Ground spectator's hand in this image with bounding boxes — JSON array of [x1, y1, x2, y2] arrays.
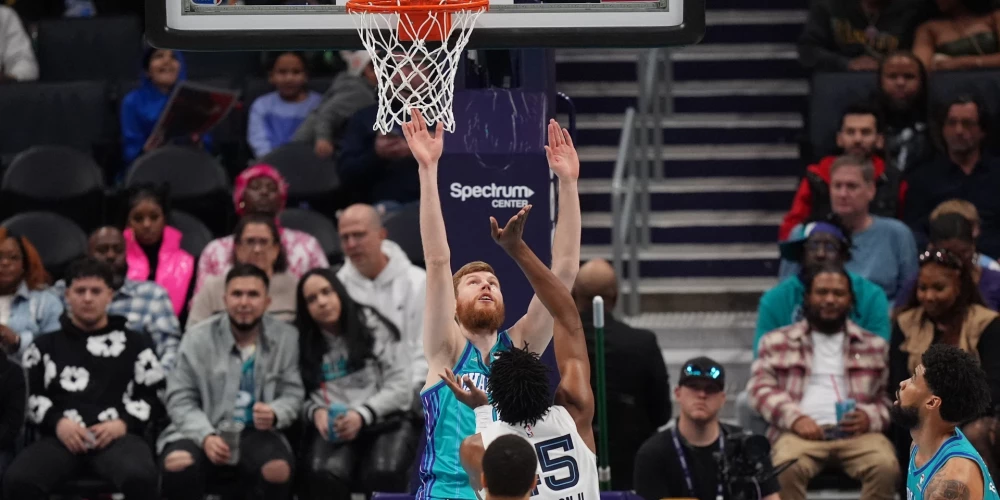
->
[[490, 205, 532, 253], [252, 403, 276, 431], [143, 132, 165, 153], [847, 55, 879, 72], [89, 419, 127, 449], [545, 119, 579, 181], [57, 418, 95, 454], [315, 139, 335, 159], [203, 435, 232, 465], [0, 325, 20, 352], [313, 408, 329, 440], [440, 367, 490, 409], [333, 410, 364, 441], [791, 415, 825, 441], [839, 410, 870, 435], [402, 109, 445, 167]]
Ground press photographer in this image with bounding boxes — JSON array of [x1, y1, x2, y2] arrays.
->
[[633, 357, 781, 500]]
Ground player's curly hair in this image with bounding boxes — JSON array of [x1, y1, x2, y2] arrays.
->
[[922, 344, 992, 424], [487, 344, 552, 428]]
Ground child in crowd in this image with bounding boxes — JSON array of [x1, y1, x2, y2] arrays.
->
[[247, 51, 322, 158]]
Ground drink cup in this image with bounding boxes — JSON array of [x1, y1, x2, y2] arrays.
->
[[835, 398, 857, 423], [327, 403, 349, 443], [217, 420, 244, 465]]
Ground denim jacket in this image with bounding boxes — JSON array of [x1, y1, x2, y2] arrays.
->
[[6, 281, 63, 359]]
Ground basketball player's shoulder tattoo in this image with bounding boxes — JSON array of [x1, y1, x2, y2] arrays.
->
[[925, 478, 972, 500]]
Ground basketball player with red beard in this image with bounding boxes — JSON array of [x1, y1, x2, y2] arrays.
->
[[402, 110, 581, 500]]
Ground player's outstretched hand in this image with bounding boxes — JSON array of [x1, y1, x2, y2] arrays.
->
[[490, 205, 531, 253], [402, 108, 444, 168], [544, 119, 579, 181], [440, 367, 489, 409]]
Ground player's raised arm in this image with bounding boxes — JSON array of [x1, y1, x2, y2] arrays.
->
[[502, 122, 579, 353], [403, 109, 462, 384], [491, 206, 596, 452], [509, 120, 581, 353]]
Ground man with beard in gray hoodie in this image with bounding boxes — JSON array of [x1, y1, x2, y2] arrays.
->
[[337, 203, 428, 392]]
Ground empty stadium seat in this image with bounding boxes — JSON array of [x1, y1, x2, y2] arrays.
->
[[261, 142, 341, 214], [125, 146, 233, 237], [808, 72, 877, 159], [182, 51, 263, 84], [1, 212, 88, 280], [383, 208, 423, 267], [170, 210, 214, 260], [0, 81, 114, 157], [279, 208, 343, 265], [36, 16, 142, 82], [0, 146, 106, 232]]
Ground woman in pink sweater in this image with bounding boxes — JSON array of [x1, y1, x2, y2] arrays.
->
[[123, 184, 195, 316]]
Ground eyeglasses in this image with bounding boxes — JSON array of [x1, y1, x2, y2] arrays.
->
[[684, 363, 723, 380], [919, 249, 963, 270], [237, 237, 275, 250]]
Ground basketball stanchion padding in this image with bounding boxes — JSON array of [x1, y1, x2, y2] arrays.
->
[[345, 0, 489, 134]]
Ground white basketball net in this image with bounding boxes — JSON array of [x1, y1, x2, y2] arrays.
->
[[348, 3, 486, 134]]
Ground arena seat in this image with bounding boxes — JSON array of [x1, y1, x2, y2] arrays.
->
[[182, 51, 263, 84], [0, 81, 113, 158], [0, 146, 106, 233], [808, 72, 877, 160], [1, 211, 88, 280], [383, 208, 423, 267], [36, 16, 142, 82], [279, 208, 343, 265], [170, 209, 214, 260], [125, 146, 234, 237], [260, 142, 341, 214]]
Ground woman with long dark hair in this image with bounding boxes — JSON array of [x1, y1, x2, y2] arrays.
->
[[889, 248, 1000, 479], [913, 0, 1000, 71], [123, 183, 195, 317], [295, 268, 417, 500], [871, 51, 932, 175]]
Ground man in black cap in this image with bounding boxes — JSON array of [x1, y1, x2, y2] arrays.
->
[[633, 357, 780, 500]]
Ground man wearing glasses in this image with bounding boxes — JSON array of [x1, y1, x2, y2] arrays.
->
[[633, 357, 781, 500]]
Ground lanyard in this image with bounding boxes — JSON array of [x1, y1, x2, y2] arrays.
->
[[670, 426, 725, 500]]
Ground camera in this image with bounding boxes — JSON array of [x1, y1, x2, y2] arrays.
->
[[714, 429, 780, 500]]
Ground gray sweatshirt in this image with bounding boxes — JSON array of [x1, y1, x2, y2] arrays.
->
[[157, 314, 304, 452], [292, 71, 377, 144], [302, 308, 413, 426]]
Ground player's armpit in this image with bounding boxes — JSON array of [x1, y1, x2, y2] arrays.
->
[[460, 434, 486, 492], [925, 458, 984, 500]]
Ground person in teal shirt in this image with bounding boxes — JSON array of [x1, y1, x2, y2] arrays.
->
[[755, 216, 890, 356]]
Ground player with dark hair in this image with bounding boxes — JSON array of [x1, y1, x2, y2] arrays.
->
[[442, 204, 598, 500], [481, 435, 539, 500], [892, 343, 999, 499]]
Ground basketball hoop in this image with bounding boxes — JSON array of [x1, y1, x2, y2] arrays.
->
[[346, 0, 489, 134]]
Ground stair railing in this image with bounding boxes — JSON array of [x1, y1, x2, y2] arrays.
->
[[611, 48, 671, 316]]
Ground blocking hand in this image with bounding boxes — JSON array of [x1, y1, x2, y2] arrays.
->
[[490, 205, 532, 252], [402, 108, 444, 167], [440, 367, 489, 409]]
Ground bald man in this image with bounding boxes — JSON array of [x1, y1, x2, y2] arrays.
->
[[337, 203, 428, 389], [49, 227, 181, 370], [573, 259, 670, 491]]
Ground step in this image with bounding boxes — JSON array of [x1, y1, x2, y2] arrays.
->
[[576, 143, 802, 180], [558, 80, 809, 114], [617, 276, 776, 311], [580, 210, 783, 245], [580, 242, 780, 278], [704, 10, 808, 44], [559, 112, 803, 146], [556, 44, 805, 82]]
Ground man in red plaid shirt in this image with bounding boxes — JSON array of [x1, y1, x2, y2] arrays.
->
[[748, 263, 898, 500]]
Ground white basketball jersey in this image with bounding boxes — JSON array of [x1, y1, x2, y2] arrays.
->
[[480, 405, 599, 500]]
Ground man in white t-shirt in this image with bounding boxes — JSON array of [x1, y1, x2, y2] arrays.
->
[[748, 262, 897, 500]]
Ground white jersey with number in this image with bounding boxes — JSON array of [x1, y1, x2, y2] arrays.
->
[[479, 405, 599, 500]]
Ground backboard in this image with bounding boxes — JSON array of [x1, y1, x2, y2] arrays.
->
[[145, 0, 704, 51]]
